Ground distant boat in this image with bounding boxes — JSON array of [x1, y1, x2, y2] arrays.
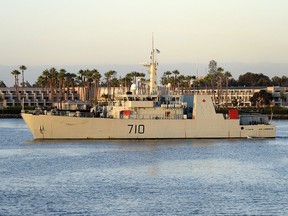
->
[[21, 40, 276, 140]]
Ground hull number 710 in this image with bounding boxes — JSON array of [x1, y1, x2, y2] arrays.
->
[[128, 124, 145, 134]]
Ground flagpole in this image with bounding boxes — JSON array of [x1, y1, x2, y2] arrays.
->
[[152, 32, 155, 63]]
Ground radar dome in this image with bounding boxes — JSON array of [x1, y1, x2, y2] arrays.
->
[[130, 83, 137, 92]]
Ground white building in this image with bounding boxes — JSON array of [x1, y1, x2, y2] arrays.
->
[[0, 87, 81, 108], [1, 86, 287, 108]]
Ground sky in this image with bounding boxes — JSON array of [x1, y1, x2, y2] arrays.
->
[[1, 0, 288, 87]]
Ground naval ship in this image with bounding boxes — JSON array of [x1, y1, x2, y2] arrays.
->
[[22, 44, 276, 140]]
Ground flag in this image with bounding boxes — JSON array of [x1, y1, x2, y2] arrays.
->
[[155, 49, 160, 53]]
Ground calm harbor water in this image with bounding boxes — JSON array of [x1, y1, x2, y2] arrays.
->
[[0, 119, 288, 216]]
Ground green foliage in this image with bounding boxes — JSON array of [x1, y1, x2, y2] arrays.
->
[[271, 106, 288, 115], [25, 81, 32, 87], [271, 76, 288, 86], [101, 94, 109, 102], [238, 72, 272, 86], [208, 60, 217, 74], [3, 106, 22, 114], [250, 90, 273, 106], [0, 80, 6, 87], [2, 106, 35, 114], [161, 70, 196, 91]]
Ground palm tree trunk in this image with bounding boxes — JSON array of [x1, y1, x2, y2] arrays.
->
[[94, 81, 97, 103], [14, 75, 19, 106], [72, 81, 75, 100], [217, 77, 221, 105], [219, 76, 223, 106], [50, 80, 54, 103], [226, 77, 228, 107], [210, 78, 215, 103], [21, 71, 24, 108], [59, 80, 62, 110]]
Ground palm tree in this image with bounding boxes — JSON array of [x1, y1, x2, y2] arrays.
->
[[206, 72, 216, 102], [19, 65, 27, 107], [197, 77, 207, 89], [34, 75, 47, 89], [161, 71, 172, 86], [11, 70, 21, 105], [172, 70, 180, 91], [110, 77, 119, 99], [70, 73, 77, 100], [65, 72, 77, 100], [57, 69, 66, 109], [83, 69, 94, 102], [48, 67, 58, 103], [164, 71, 172, 79], [91, 69, 101, 103], [185, 75, 196, 93], [126, 71, 141, 84], [207, 60, 218, 102], [104, 70, 117, 99], [121, 76, 133, 93], [216, 67, 224, 105], [64, 73, 71, 100], [78, 69, 85, 101], [178, 75, 185, 94], [224, 71, 232, 107], [42, 69, 49, 105], [34, 75, 47, 106]]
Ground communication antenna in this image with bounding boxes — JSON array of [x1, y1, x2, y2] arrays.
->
[[142, 33, 159, 95]]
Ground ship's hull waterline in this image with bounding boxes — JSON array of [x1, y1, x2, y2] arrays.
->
[[22, 113, 276, 140]]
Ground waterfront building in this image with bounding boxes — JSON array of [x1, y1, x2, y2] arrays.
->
[[0, 86, 287, 109], [0, 87, 81, 108], [182, 86, 288, 107], [183, 87, 264, 107], [267, 86, 288, 107]]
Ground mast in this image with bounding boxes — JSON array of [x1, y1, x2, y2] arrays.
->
[[142, 34, 158, 95], [149, 34, 157, 94]]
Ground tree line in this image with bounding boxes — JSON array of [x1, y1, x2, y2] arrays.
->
[[160, 60, 286, 107], [4, 61, 288, 105], [8, 66, 149, 105]]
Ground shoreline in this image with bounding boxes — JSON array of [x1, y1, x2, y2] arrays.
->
[[0, 114, 22, 118], [271, 114, 288, 120]]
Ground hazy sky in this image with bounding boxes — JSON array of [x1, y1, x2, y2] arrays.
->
[[1, 0, 288, 86]]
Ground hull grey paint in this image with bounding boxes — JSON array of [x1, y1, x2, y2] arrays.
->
[[22, 112, 276, 140]]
